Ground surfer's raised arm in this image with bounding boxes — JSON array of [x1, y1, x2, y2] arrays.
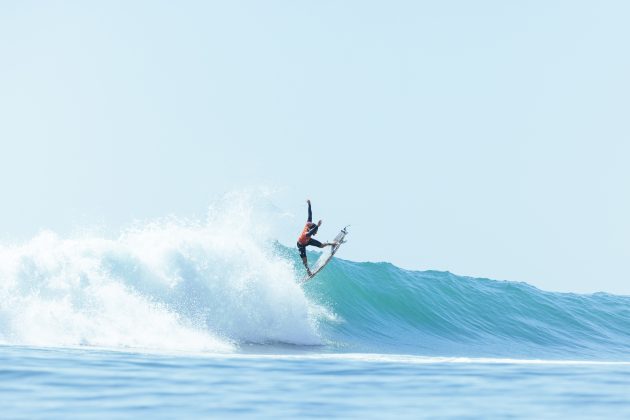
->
[[307, 199, 312, 222]]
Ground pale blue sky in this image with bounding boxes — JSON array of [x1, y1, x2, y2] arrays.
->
[[1, 1, 629, 293]]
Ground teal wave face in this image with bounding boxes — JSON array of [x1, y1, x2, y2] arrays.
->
[[295, 250, 630, 360]]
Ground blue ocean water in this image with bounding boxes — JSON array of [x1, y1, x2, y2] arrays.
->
[[2, 346, 630, 418], [1, 203, 629, 418]]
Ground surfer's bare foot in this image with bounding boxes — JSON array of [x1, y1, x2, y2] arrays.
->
[[307, 269, 313, 276]]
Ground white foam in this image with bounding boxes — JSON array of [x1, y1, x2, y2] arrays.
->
[[0, 192, 322, 352], [207, 352, 630, 365]]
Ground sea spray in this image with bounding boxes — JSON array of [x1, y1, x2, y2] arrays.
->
[[0, 194, 322, 352]]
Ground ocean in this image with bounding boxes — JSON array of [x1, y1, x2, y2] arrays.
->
[[3, 347, 630, 418], [1, 208, 629, 418]]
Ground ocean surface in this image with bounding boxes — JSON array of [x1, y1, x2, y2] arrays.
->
[[1, 206, 630, 418]]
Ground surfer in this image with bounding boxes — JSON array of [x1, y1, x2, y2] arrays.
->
[[297, 200, 335, 276]]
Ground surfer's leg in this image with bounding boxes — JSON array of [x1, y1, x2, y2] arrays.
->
[[311, 238, 335, 247], [297, 243, 311, 275], [297, 243, 308, 259], [302, 256, 311, 275], [308, 238, 324, 248]]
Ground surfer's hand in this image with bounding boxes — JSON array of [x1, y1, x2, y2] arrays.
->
[[307, 199, 311, 205], [317, 220, 322, 226]]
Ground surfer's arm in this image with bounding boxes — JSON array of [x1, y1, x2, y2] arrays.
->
[[307, 219, 322, 236], [307, 224, 319, 236], [307, 200, 312, 222]]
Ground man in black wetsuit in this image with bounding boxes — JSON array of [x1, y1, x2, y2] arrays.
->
[[297, 200, 334, 276]]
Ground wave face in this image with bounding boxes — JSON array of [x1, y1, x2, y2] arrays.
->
[[304, 257, 630, 359], [1, 193, 629, 360]]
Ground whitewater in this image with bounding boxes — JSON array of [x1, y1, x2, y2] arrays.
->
[[1, 196, 630, 418]]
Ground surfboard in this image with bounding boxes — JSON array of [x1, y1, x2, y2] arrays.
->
[[301, 226, 349, 284]]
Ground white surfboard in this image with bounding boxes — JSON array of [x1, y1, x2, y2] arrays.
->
[[301, 227, 349, 284]]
